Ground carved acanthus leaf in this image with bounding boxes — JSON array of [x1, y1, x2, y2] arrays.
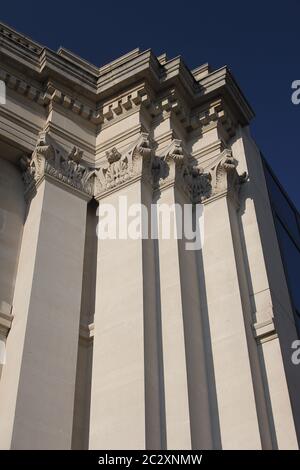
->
[[157, 139, 212, 202], [208, 149, 247, 198], [20, 131, 94, 199], [182, 165, 212, 202], [158, 139, 185, 185], [94, 133, 154, 198]]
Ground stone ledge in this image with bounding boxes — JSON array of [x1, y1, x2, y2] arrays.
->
[[253, 318, 277, 344], [79, 322, 94, 341], [0, 301, 13, 337]]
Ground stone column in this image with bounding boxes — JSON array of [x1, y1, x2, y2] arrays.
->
[[155, 141, 192, 449], [201, 150, 262, 449], [89, 134, 164, 449], [0, 159, 25, 381], [155, 141, 216, 449], [0, 302, 13, 381], [0, 132, 93, 449], [231, 129, 299, 448]]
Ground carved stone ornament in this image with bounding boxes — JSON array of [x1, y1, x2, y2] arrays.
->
[[20, 131, 94, 200], [21, 133, 246, 204], [182, 164, 212, 202], [208, 148, 247, 199], [155, 139, 185, 190], [157, 139, 212, 202], [94, 132, 154, 198]]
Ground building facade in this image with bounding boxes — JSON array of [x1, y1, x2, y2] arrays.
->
[[0, 23, 299, 450]]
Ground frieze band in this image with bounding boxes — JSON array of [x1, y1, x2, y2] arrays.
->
[[20, 131, 246, 203]]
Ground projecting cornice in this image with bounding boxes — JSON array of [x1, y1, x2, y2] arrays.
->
[[0, 22, 254, 128]]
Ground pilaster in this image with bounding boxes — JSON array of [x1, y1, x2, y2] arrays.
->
[[231, 128, 299, 448], [89, 134, 165, 449], [0, 131, 92, 449], [201, 150, 262, 449], [154, 139, 213, 449]]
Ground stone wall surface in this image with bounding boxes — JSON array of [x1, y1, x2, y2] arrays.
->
[[0, 22, 299, 449]]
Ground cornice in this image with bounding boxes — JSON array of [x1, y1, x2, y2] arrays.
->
[[197, 67, 254, 125], [192, 63, 210, 81], [0, 22, 254, 129], [40, 48, 97, 91], [0, 23, 41, 71]]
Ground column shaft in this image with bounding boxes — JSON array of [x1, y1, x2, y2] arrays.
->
[[0, 179, 88, 449], [156, 184, 191, 449], [90, 179, 163, 449], [202, 193, 262, 449]]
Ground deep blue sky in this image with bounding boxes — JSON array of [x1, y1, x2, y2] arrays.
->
[[1, 1, 299, 208]]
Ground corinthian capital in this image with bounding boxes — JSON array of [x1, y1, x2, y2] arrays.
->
[[20, 131, 94, 201], [181, 165, 212, 203], [94, 132, 154, 199], [157, 139, 212, 202], [204, 149, 247, 202], [157, 139, 185, 189]]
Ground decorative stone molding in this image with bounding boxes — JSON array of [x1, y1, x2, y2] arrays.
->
[[0, 301, 13, 339], [0, 24, 42, 53], [160, 139, 185, 184], [0, 67, 233, 137], [0, 21, 254, 146], [49, 82, 150, 126], [190, 99, 237, 138], [0, 71, 245, 136], [0, 69, 50, 107], [190, 100, 221, 129], [16, 133, 247, 205], [157, 139, 212, 202], [93, 133, 154, 199], [182, 164, 212, 202], [203, 149, 247, 204], [79, 322, 94, 342], [0, 67, 151, 126], [253, 317, 277, 344], [155, 143, 247, 204], [149, 88, 189, 125], [20, 131, 94, 200]]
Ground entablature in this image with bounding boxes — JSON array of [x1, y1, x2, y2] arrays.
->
[[0, 21, 254, 136]]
